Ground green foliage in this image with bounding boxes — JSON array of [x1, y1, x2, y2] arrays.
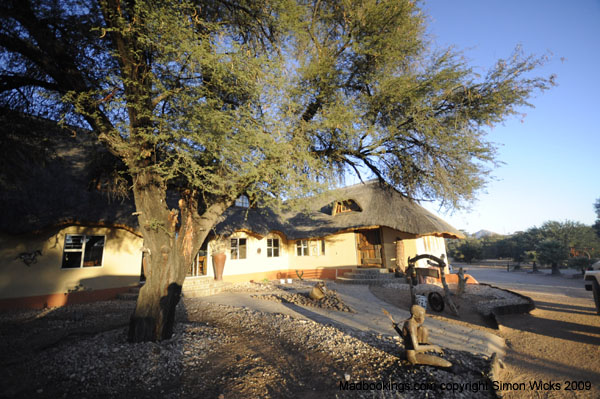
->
[[448, 238, 482, 263], [0, 0, 555, 212], [567, 256, 593, 274], [538, 220, 599, 259], [450, 220, 600, 269], [536, 238, 568, 269]]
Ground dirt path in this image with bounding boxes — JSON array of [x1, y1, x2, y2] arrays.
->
[[494, 289, 600, 399]]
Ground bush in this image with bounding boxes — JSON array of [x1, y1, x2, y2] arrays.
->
[[567, 256, 594, 273]]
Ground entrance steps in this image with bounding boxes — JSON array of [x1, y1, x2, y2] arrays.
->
[[117, 284, 142, 301], [182, 276, 230, 298], [335, 268, 398, 285], [116, 277, 229, 301]]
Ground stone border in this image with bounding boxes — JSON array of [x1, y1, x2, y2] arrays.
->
[[477, 283, 535, 329]]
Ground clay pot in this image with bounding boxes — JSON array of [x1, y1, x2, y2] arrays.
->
[[309, 284, 325, 300], [212, 252, 226, 281]]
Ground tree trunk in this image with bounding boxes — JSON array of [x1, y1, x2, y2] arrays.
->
[[127, 173, 227, 342], [551, 262, 561, 275]]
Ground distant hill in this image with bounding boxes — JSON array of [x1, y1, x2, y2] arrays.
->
[[473, 229, 501, 239]]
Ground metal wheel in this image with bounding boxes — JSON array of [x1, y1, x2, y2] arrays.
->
[[428, 292, 445, 312]]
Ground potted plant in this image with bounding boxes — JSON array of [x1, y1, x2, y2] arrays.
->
[[211, 235, 228, 281]]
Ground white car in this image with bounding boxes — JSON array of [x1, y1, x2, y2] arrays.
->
[[584, 261, 600, 315]]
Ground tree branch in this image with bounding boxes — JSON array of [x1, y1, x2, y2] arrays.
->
[[0, 74, 60, 93]]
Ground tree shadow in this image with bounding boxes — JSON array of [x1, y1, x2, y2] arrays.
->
[[506, 348, 600, 384], [499, 312, 600, 346], [535, 300, 598, 316]]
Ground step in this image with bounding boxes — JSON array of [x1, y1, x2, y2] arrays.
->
[[128, 286, 141, 294], [352, 268, 390, 274], [117, 279, 227, 300], [183, 282, 217, 289], [343, 272, 395, 279], [183, 281, 230, 298], [335, 276, 397, 286], [117, 292, 139, 301]]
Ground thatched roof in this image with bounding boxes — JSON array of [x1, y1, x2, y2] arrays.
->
[[0, 111, 138, 235], [1, 112, 462, 240], [215, 181, 465, 239]]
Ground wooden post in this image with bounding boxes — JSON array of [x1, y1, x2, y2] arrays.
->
[[438, 261, 460, 317]]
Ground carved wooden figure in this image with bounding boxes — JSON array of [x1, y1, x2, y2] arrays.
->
[[394, 305, 452, 368]]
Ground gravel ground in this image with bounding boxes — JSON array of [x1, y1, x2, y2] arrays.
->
[[0, 294, 497, 398], [245, 281, 355, 312]]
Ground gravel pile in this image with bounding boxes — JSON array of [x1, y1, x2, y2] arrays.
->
[[226, 280, 354, 312], [251, 289, 354, 313], [1, 298, 496, 398]]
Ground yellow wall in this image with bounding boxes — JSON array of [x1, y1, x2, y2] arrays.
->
[[380, 227, 418, 270], [287, 232, 359, 270], [205, 231, 360, 278], [204, 228, 450, 280], [380, 227, 449, 273], [0, 226, 142, 300], [207, 231, 290, 278]]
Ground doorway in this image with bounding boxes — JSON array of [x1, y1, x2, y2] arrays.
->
[[356, 229, 383, 268]]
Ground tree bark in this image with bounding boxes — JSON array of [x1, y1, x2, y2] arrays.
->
[[127, 172, 227, 342]]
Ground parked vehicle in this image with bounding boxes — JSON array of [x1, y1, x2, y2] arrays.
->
[[584, 261, 600, 315]]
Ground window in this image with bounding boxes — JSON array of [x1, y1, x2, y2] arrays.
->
[[267, 238, 279, 257], [188, 251, 207, 277], [310, 239, 326, 256], [231, 238, 247, 259], [332, 199, 361, 215], [296, 240, 308, 256], [62, 234, 105, 268], [235, 195, 249, 208]]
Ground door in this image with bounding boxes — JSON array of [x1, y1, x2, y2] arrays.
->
[[356, 229, 383, 267]]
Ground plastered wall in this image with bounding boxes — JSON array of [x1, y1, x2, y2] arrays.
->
[[381, 227, 418, 270], [205, 231, 360, 278], [203, 227, 450, 280], [287, 232, 359, 270], [380, 227, 449, 272], [206, 232, 291, 278], [0, 226, 143, 300]]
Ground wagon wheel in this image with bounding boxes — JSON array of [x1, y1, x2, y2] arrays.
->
[[428, 292, 445, 312]]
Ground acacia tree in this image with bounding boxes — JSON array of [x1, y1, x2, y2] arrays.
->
[[594, 198, 600, 238], [536, 239, 568, 275], [0, 0, 554, 341]]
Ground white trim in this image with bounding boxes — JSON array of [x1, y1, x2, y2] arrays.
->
[[296, 239, 309, 256], [61, 234, 106, 269]]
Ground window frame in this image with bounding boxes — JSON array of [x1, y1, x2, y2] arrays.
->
[[61, 234, 106, 269], [230, 238, 247, 260], [235, 195, 250, 208], [267, 238, 280, 258], [296, 239, 309, 256]]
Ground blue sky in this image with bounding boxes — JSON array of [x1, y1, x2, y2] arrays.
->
[[416, 0, 600, 235]]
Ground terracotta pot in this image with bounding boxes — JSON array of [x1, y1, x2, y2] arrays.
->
[[309, 284, 325, 300], [212, 252, 226, 281]]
